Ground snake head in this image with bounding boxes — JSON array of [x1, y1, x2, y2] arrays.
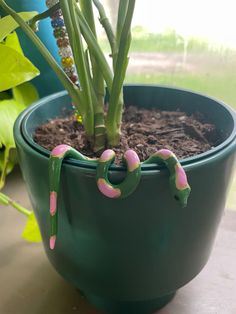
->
[[173, 186, 191, 208], [171, 162, 191, 207]]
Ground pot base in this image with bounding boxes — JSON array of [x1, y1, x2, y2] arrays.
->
[[84, 291, 176, 314]]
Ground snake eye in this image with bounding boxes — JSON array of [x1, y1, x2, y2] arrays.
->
[[174, 195, 180, 201]]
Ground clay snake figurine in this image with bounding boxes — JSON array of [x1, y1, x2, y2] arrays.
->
[[49, 145, 191, 250], [96, 149, 141, 199], [143, 149, 191, 208]]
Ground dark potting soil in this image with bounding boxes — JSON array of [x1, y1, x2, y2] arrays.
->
[[34, 106, 222, 164]]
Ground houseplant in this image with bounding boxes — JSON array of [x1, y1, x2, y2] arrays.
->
[[1, 1, 236, 314], [0, 15, 41, 242], [0, 0, 63, 96]]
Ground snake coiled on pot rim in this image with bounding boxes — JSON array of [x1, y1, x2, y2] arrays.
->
[[48, 145, 191, 250]]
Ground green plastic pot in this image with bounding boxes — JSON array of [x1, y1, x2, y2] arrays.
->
[[14, 85, 236, 314]]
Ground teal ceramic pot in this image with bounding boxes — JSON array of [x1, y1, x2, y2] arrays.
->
[[14, 86, 236, 314], [0, 0, 63, 97]]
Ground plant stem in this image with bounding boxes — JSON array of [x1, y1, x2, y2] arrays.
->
[[29, 2, 60, 31], [106, 0, 136, 146], [113, 0, 128, 69], [80, 0, 106, 152], [92, 0, 116, 55], [0, 0, 81, 106], [0, 192, 31, 217], [116, 0, 129, 44], [74, 4, 113, 93], [61, 0, 94, 140]]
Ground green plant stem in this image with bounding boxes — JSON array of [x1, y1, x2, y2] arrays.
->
[[83, 51, 106, 152], [74, 4, 113, 93], [80, 0, 106, 152], [80, 0, 96, 33], [61, 0, 94, 140], [0, 0, 81, 106], [116, 0, 129, 44], [92, 0, 116, 55], [106, 0, 135, 146], [92, 0, 117, 72], [113, 0, 129, 69], [0, 192, 31, 217], [29, 3, 60, 31]]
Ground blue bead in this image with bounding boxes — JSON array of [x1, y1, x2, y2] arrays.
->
[[57, 19, 65, 27], [51, 20, 57, 28], [51, 18, 64, 28]]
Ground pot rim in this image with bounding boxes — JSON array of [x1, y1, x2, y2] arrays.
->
[[16, 84, 236, 171]]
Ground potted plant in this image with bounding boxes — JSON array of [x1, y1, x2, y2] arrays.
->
[[1, 1, 236, 314]]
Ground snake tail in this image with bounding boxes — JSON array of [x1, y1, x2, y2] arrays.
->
[[49, 144, 95, 250]]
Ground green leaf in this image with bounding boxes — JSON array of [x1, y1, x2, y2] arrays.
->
[[22, 211, 42, 243], [0, 99, 23, 148], [13, 82, 39, 107], [0, 99, 24, 188], [0, 191, 41, 243], [0, 11, 38, 42], [0, 83, 38, 187], [0, 34, 40, 92], [0, 147, 16, 175], [3, 31, 24, 54]]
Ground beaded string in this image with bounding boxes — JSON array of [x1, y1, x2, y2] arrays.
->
[[46, 0, 79, 86]]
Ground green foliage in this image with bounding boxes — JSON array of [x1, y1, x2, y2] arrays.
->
[[0, 26, 39, 187], [0, 100, 23, 148], [0, 84, 38, 189], [0, 81, 40, 242], [0, 149, 16, 177], [100, 27, 210, 53], [0, 99, 23, 188], [0, 11, 37, 42], [0, 32, 40, 92], [12, 82, 39, 107], [22, 211, 42, 243], [0, 15, 40, 242], [0, 192, 42, 242]]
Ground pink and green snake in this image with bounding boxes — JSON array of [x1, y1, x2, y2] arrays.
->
[[49, 145, 191, 250]]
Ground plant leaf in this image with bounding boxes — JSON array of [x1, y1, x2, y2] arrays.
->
[[3, 31, 24, 55], [0, 148, 16, 175], [13, 82, 39, 107], [22, 211, 42, 243], [0, 37, 40, 92], [0, 11, 38, 42], [0, 83, 38, 186], [0, 191, 41, 243], [0, 99, 23, 148], [0, 99, 24, 187]]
